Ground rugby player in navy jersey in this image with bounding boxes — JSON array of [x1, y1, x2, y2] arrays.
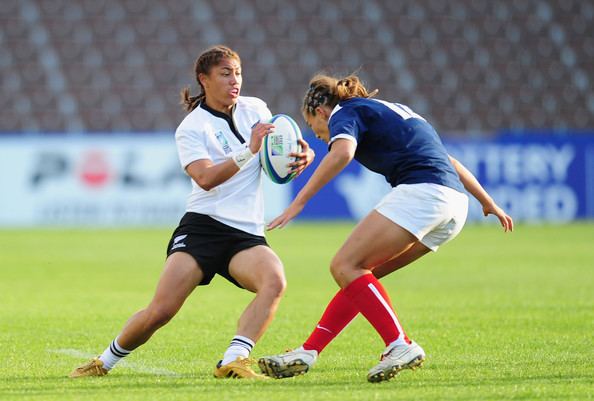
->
[[259, 73, 513, 383], [69, 46, 314, 380]]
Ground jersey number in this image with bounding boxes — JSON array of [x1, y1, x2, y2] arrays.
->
[[378, 100, 426, 121]]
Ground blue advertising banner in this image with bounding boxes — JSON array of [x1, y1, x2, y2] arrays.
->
[[292, 132, 594, 223], [1, 132, 592, 226]]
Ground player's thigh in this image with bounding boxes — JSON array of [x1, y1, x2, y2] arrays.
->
[[334, 210, 419, 270], [228, 245, 285, 293], [372, 241, 432, 279], [149, 252, 204, 311]]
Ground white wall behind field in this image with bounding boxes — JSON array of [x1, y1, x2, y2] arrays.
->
[[0, 134, 291, 227]]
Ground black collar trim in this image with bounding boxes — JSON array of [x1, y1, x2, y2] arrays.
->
[[199, 102, 245, 144]]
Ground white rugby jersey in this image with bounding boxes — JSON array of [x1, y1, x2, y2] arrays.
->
[[175, 96, 272, 236]]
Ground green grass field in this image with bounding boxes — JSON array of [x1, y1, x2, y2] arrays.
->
[[1, 223, 593, 401]]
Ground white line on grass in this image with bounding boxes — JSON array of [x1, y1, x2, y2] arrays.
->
[[49, 348, 180, 377]]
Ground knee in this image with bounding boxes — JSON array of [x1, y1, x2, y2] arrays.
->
[[144, 305, 176, 330], [260, 273, 287, 299], [330, 254, 362, 287], [269, 274, 287, 298], [329, 254, 349, 281]]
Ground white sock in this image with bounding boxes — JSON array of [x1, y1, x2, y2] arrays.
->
[[221, 335, 255, 365], [99, 337, 132, 370], [387, 335, 409, 350]]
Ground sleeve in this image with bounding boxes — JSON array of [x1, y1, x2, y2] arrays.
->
[[175, 126, 211, 170], [328, 106, 364, 148], [254, 97, 273, 122]]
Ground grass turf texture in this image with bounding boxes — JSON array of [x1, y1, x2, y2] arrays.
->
[[0, 223, 593, 401]]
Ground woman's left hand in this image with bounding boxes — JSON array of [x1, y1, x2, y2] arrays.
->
[[483, 203, 514, 232], [267, 201, 305, 230], [287, 139, 315, 176]]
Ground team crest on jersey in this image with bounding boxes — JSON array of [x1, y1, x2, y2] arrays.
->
[[214, 131, 232, 154]]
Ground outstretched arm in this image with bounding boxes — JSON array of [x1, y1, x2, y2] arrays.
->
[[449, 155, 514, 232], [267, 138, 355, 230]]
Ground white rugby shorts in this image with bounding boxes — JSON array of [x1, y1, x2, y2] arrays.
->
[[375, 183, 469, 251]]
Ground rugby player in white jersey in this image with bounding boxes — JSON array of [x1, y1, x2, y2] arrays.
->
[[70, 45, 314, 380]]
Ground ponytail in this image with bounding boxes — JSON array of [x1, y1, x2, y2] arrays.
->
[[303, 73, 378, 116], [180, 87, 203, 112], [336, 76, 378, 100]]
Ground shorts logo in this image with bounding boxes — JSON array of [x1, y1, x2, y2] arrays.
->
[[171, 234, 187, 250]]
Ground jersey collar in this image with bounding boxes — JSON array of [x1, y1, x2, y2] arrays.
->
[[199, 102, 245, 144]]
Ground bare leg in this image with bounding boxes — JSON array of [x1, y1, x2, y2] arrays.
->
[[302, 241, 432, 353], [228, 245, 286, 342], [257, 236, 431, 378], [330, 211, 419, 288], [117, 252, 203, 350], [372, 241, 431, 279], [325, 211, 430, 350]]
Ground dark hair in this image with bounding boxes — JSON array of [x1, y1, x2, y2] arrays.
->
[[302, 73, 378, 117], [180, 45, 241, 112]]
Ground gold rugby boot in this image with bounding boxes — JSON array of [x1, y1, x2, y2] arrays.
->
[[214, 357, 269, 380], [69, 358, 108, 378]]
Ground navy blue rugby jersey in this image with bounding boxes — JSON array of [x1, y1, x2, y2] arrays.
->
[[328, 97, 464, 192]]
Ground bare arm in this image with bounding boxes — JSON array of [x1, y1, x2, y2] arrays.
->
[[267, 138, 355, 229], [185, 158, 240, 191], [449, 155, 514, 232], [185, 122, 273, 191]]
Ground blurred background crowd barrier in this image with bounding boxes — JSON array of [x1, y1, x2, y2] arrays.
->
[[1, 0, 593, 226]]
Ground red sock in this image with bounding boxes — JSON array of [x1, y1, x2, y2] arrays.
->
[[302, 289, 358, 354], [343, 274, 409, 346]]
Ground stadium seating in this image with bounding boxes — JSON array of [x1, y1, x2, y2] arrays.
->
[[0, 0, 592, 133]]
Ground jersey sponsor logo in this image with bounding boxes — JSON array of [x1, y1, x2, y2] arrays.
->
[[171, 234, 187, 250], [214, 131, 233, 154]]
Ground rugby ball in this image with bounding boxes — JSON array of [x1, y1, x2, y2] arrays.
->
[[260, 114, 303, 184]]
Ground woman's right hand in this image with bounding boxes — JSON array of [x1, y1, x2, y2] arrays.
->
[[249, 122, 275, 154]]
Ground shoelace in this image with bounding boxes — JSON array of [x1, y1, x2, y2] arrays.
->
[[380, 346, 399, 361], [80, 359, 102, 373], [381, 343, 415, 361]]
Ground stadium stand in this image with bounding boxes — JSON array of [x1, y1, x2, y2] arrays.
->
[[1, 0, 593, 133]]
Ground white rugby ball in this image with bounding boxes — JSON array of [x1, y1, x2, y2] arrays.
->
[[260, 114, 303, 184]]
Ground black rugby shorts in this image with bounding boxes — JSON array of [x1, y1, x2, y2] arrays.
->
[[166, 212, 268, 287]]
